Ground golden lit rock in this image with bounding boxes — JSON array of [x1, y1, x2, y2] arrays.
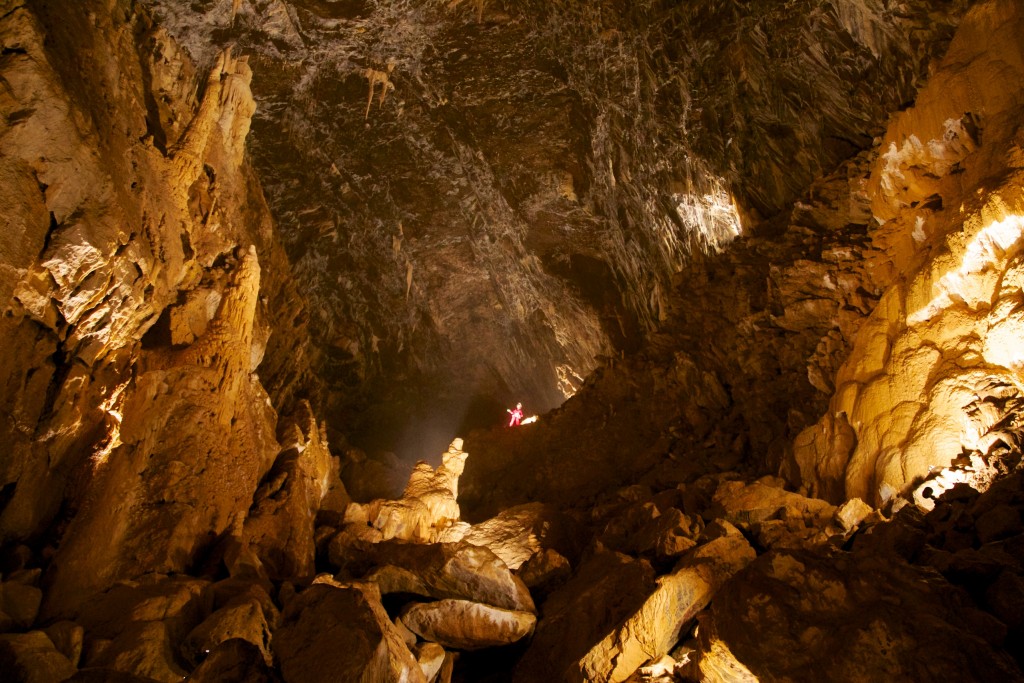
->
[[351, 540, 535, 613], [577, 526, 756, 683], [462, 502, 581, 570], [0, 631, 76, 683], [399, 599, 536, 651], [793, 0, 1024, 505], [365, 439, 468, 543]]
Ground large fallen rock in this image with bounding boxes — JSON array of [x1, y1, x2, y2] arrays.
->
[[686, 547, 1023, 681], [514, 548, 657, 682], [599, 502, 702, 561], [181, 597, 273, 668], [518, 548, 573, 595], [399, 599, 536, 650], [74, 576, 210, 643], [43, 621, 84, 668], [0, 572, 43, 632], [187, 639, 279, 683], [71, 575, 211, 681], [272, 583, 426, 683], [461, 502, 583, 570], [0, 631, 76, 683], [711, 476, 836, 526], [577, 522, 756, 682], [338, 540, 535, 613], [83, 621, 188, 683], [413, 642, 446, 682]]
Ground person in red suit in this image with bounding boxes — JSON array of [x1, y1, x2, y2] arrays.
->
[[507, 402, 523, 427]]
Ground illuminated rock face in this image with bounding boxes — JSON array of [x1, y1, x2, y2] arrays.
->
[[236, 400, 347, 582], [44, 246, 282, 615], [575, 527, 755, 683], [0, 1, 325, 621], [398, 599, 536, 651], [792, 0, 1024, 505], [459, 0, 1023, 522], [335, 540, 535, 614]]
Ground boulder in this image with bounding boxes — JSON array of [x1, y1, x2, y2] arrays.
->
[[834, 497, 875, 533], [83, 620, 189, 683], [985, 570, 1024, 634], [74, 576, 211, 682], [43, 620, 84, 667], [461, 502, 582, 570], [181, 597, 272, 667], [435, 651, 456, 683], [395, 616, 418, 649], [414, 641, 446, 680], [623, 655, 679, 683], [976, 505, 1023, 544], [348, 540, 535, 613], [577, 524, 756, 682], [623, 507, 701, 560], [518, 548, 572, 594], [74, 576, 210, 644], [598, 502, 659, 551], [514, 549, 657, 682], [206, 578, 280, 631], [686, 547, 1023, 681], [399, 599, 536, 650], [0, 578, 42, 631], [712, 477, 836, 527], [272, 583, 426, 683], [326, 522, 385, 564], [188, 638, 280, 683], [239, 401, 343, 582], [750, 516, 830, 551], [0, 631, 76, 683]]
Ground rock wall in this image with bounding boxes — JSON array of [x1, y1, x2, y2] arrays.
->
[[140, 0, 970, 455], [0, 0, 329, 616], [792, 0, 1024, 505], [462, 0, 1024, 520]]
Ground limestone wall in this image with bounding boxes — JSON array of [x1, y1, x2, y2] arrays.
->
[[793, 0, 1024, 504], [0, 0, 328, 615]]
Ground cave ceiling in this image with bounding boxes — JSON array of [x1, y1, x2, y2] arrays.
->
[[146, 0, 966, 454]]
